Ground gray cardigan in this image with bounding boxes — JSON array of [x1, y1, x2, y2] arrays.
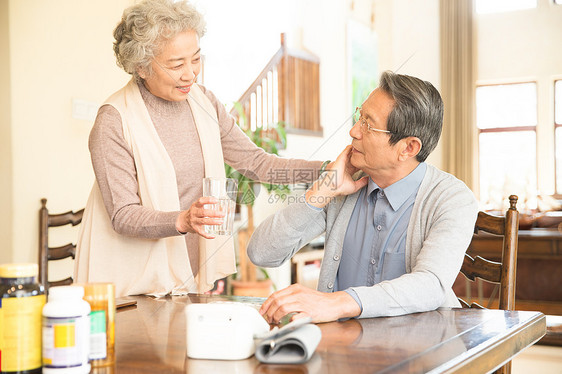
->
[[248, 164, 478, 318]]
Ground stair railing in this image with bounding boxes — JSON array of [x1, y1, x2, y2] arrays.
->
[[229, 33, 321, 137]]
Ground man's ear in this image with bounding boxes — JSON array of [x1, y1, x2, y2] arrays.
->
[[398, 137, 422, 162]]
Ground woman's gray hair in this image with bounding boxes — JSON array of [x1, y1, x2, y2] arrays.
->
[[113, 0, 206, 81], [379, 71, 444, 162]]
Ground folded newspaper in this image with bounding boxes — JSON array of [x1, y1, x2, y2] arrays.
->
[[255, 318, 321, 364]]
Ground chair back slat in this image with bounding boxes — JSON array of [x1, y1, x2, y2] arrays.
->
[[50, 277, 74, 288], [469, 302, 486, 309], [48, 209, 84, 227], [474, 211, 505, 235], [460, 253, 502, 283], [458, 298, 470, 308], [46, 244, 77, 261]]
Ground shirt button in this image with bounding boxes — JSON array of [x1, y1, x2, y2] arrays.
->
[[377, 225, 382, 231], [333, 255, 340, 261], [380, 191, 385, 197], [371, 259, 376, 265], [327, 282, 334, 289]]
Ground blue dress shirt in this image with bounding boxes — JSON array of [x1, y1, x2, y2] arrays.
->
[[335, 163, 427, 310]]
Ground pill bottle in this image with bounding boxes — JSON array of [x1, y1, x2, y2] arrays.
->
[[82, 283, 116, 367], [0, 263, 45, 374], [42, 285, 91, 374]]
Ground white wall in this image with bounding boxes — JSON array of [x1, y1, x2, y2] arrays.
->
[[193, 0, 297, 106], [476, 0, 562, 195], [347, 0, 443, 168], [285, 0, 352, 162], [1, 0, 13, 264], [196, 0, 442, 165], [387, 0, 443, 168], [284, 0, 443, 167], [193, 0, 351, 163], [6, 0, 133, 268]]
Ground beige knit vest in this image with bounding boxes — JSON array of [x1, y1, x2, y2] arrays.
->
[[74, 80, 236, 297]]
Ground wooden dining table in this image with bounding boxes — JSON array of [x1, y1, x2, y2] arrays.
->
[[98, 294, 546, 373]]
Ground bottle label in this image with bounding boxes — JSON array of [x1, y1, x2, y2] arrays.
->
[[89, 310, 107, 359], [0, 294, 45, 372], [43, 315, 90, 368]]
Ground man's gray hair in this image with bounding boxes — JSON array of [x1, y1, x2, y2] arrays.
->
[[113, 0, 206, 81], [379, 71, 443, 162]]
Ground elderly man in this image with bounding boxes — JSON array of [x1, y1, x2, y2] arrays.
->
[[248, 71, 478, 323]]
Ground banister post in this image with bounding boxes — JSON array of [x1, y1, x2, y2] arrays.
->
[[501, 195, 519, 310], [39, 198, 49, 291], [279, 33, 288, 126]]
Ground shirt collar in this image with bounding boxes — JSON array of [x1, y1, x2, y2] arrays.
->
[[368, 162, 427, 211], [367, 178, 379, 197]]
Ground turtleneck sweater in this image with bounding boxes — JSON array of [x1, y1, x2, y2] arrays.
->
[[89, 81, 321, 274]]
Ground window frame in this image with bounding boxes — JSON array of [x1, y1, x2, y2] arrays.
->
[[475, 0, 537, 14], [475, 81, 539, 204], [555, 79, 562, 197]]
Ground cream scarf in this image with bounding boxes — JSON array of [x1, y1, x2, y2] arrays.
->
[[74, 80, 236, 297]]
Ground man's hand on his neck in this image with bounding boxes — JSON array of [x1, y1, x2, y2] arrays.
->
[[305, 145, 369, 209]]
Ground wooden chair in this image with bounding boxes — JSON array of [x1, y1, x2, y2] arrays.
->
[[38, 198, 84, 293], [458, 195, 519, 374]]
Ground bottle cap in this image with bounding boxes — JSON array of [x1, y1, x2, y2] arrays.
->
[[82, 283, 116, 310], [82, 282, 115, 299], [48, 285, 85, 301], [0, 263, 38, 278]]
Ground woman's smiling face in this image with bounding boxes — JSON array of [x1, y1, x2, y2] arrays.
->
[[139, 29, 201, 102]]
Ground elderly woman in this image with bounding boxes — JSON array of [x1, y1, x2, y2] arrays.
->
[[75, 0, 323, 297]]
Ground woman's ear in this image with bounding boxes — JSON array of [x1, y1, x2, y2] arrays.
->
[[137, 66, 147, 80], [398, 137, 422, 162]]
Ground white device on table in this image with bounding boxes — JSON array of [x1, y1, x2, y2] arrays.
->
[[186, 302, 270, 360]]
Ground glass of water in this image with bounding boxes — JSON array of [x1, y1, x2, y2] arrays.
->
[[202, 177, 238, 236]]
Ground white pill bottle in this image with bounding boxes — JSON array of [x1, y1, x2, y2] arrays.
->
[[42, 286, 91, 373]]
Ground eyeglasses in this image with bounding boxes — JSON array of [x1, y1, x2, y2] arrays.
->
[[353, 107, 393, 135]]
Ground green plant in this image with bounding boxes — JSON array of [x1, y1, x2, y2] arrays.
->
[[225, 102, 290, 206], [226, 102, 289, 291]]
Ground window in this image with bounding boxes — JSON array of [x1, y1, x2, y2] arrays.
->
[[348, 20, 379, 112], [476, 83, 537, 209], [475, 0, 537, 14], [554, 81, 562, 194]]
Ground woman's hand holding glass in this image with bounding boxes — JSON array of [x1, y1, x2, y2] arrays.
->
[[175, 197, 225, 239]]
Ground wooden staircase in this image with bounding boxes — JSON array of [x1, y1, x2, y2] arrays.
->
[[227, 34, 322, 292], [229, 33, 322, 136]]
